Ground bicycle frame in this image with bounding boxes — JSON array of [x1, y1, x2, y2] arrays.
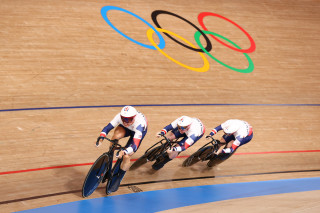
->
[[206, 137, 226, 149], [152, 135, 179, 157], [103, 138, 125, 180], [197, 137, 226, 159], [145, 135, 177, 153]]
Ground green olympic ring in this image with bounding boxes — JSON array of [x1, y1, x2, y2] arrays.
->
[[194, 30, 254, 73]]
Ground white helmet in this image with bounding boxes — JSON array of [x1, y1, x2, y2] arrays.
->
[[222, 121, 238, 134], [120, 106, 137, 123], [177, 116, 192, 130]]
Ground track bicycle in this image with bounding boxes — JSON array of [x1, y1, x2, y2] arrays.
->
[[82, 137, 125, 198], [182, 136, 233, 168], [129, 135, 179, 170]]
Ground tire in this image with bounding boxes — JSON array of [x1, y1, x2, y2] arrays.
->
[[182, 146, 214, 167], [106, 158, 122, 195], [145, 145, 165, 161], [129, 146, 163, 171], [207, 150, 236, 168], [129, 156, 148, 171], [207, 156, 223, 168], [82, 153, 109, 198]]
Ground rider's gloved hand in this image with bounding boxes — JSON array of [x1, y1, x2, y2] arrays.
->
[[156, 131, 165, 138], [116, 150, 126, 159], [206, 135, 212, 139], [96, 136, 104, 147]]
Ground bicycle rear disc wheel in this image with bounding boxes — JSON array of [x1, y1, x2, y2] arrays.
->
[[146, 145, 164, 161], [129, 156, 148, 171], [207, 151, 235, 168], [129, 146, 163, 170], [182, 146, 214, 167], [82, 153, 109, 198]]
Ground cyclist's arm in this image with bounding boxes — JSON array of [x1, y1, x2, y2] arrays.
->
[[160, 124, 174, 135], [209, 124, 223, 136], [99, 114, 120, 137]]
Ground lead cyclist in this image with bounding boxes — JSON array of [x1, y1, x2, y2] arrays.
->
[[97, 106, 148, 193]]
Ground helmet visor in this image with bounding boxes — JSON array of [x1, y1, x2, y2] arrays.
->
[[121, 115, 135, 123], [178, 125, 188, 131]]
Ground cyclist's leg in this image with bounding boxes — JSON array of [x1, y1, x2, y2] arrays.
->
[[170, 129, 204, 158], [168, 132, 204, 168], [166, 131, 177, 141], [167, 128, 183, 159], [152, 128, 182, 170], [219, 133, 253, 155], [216, 134, 248, 161], [105, 125, 127, 176], [121, 127, 147, 171], [208, 134, 234, 167], [109, 127, 147, 192], [228, 133, 253, 154], [215, 134, 235, 155], [237, 133, 253, 147], [110, 125, 127, 147], [106, 125, 130, 192], [166, 133, 180, 159]]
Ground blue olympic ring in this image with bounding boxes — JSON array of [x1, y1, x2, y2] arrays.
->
[[100, 6, 166, 50]]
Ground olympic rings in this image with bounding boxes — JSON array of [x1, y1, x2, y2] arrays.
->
[[194, 31, 254, 73], [100, 6, 256, 73], [198, 12, 256, 53], [100, 6, 166, 50], [147, 28, 210, 72], [151, 10, 212, 53]]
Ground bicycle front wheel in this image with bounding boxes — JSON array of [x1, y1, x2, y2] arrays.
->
[[82, 153, 110, 198], [182, 146, 214, 167]]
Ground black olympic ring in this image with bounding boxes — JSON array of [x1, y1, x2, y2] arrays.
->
[[151, 10, 212, 53]]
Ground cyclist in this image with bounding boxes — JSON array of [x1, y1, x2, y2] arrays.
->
[[206, 119, 253, 167], [96, 105, 148, 193], [153, 115, 205, 170]]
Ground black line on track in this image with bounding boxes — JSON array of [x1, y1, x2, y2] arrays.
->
[[1, 169, 320, 205]]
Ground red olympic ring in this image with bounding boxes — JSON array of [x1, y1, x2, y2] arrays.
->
[[198, 12, 256, 53]]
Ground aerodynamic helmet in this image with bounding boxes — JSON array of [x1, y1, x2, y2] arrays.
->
[[177, 116, 192, 131], [222, 120, 238, 134], [120, 106, 137, 123]]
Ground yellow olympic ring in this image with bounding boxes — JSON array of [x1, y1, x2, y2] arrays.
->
[[147, 28, 210, 72]]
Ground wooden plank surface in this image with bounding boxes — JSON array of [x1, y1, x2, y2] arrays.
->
[[0, 0, 319, 212]]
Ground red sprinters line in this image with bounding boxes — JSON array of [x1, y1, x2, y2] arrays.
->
[[1, 150, 320, 176], [0, 163, 93, 175], [233, 150, 320, 155]]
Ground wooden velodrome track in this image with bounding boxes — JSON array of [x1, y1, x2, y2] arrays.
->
[[1, 0, 320, 212]]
